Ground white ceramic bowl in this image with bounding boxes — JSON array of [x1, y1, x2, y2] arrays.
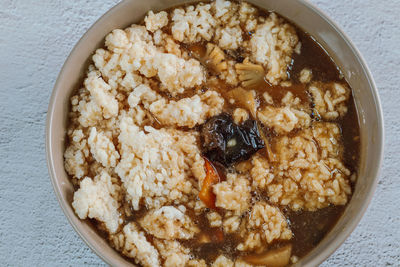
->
[[46, 0, 384, 266]]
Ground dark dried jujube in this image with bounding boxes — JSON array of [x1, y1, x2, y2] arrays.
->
[[200, 113, 265, 166]]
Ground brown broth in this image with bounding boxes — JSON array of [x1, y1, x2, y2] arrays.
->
[[285, 205, 346, 257], [289, 30, 344, 83], [181, 210, 242, 263]]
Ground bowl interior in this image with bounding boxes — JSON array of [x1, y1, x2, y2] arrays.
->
[[46, 0, 383, 266]]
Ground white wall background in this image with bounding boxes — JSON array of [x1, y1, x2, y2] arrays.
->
[[0, 0, 399, 265]]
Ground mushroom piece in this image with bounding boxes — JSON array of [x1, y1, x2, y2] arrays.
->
[[235, 58, 265, 87], [200, 113, 264, 166], [227, 87, 258, 118], [257, 122, 277, 163], [205, 43, 228, 72], [242, 244, 292, 267]]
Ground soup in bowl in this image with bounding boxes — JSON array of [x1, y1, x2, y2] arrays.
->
[[46, 0, 384, 266]]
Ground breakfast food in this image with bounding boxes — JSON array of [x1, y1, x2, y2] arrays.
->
[[64, 0, 360, 266]]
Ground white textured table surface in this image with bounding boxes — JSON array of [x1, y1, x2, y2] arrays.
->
[[1, 0, 399, 266]]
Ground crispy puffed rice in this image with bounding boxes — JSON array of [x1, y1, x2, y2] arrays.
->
[[145, 11, 169, 32], [239, 2, 258, 31], [214, 173, 251, 215], [171, 3, 216, 43], [221, 60, 239, 86], [149, 90, 224, 128], [223, 215, 241, 234], [248, 13, 299, 85], [153, 30, 183, 57], [84, 70, 119, 119], [207, 211, 223, 227], [88, 127, 120, 168], [309, 82, 350, 120], [215, 25, 243, 50], [105, 29, 130, 53], [72, 171, 122, 233], [111, 222, 160, 267], [154, 239, 191, 267], [64, 129, 89, 179], [139, 206, 199, 240], [267, 123, 352, 211], [262, 92, 274, 105], [258, 106, 311, 134], [299, 68, 312, 83], [250, 154, 275, 190], [233, 108, 249, 124], [115, 116, 205, 210], [101, 25, 205, 96], [154, 53, 205, 96], [237, 202, 292, 251]]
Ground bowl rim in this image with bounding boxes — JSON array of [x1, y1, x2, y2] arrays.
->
[[45, 0, 384, 266]]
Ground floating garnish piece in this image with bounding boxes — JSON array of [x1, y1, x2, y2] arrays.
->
[[235, 58, 265, 87], [205, 43, 228, 72]]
